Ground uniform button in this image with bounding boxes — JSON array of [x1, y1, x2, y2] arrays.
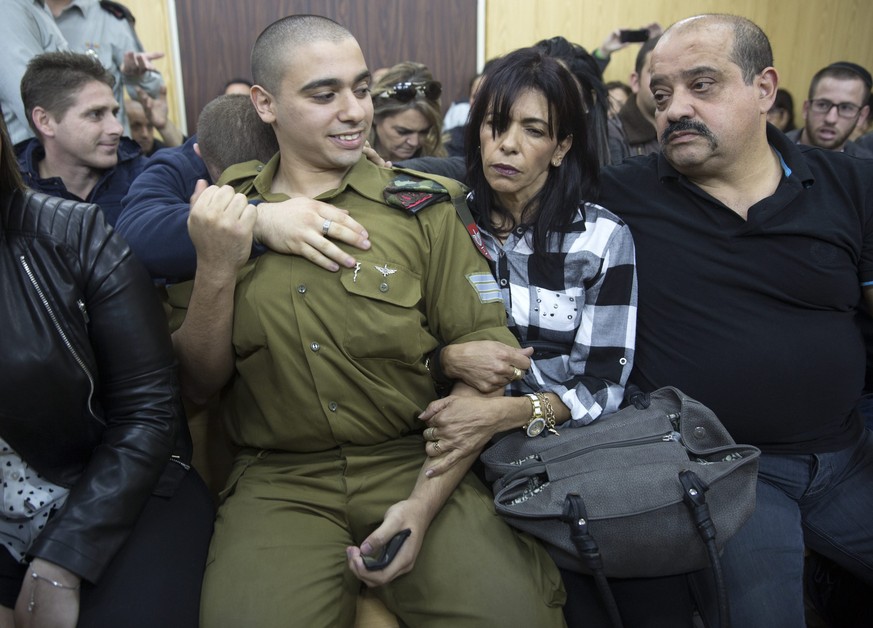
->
[[297, 284, 307, 294], [310, 342, 320, 352], [693, 426, 707, 440], [499, 278, 508, 287], [328, 401, 338, 412], [379, 282, 389, 292], [256, 165, 263, 172]]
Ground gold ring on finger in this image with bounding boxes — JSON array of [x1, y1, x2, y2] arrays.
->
[[512, 366, 524, 381]]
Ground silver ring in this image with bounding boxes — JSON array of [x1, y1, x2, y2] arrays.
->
[[433, 440, 442, 454], [424, 427, 437, 441], [321, 219, 332, 236]]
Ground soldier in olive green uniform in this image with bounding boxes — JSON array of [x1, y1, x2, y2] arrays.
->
[[175, 15, 566, 628]]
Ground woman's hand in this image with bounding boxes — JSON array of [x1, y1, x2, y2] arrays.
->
[[441, 342, 533, 393], [14, 559, 80, 628], [419, 395, 520, 476], [363, 142, 391, 168]]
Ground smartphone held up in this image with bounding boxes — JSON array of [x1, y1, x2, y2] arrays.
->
[[619, 29, 650, 43]]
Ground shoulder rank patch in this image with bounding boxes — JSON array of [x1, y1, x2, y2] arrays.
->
[[466, 273, 503, 304], [383, 174, 450, 215], [100, 0, 135, 23]]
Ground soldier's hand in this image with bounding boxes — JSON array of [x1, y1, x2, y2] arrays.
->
[[187, 181, 256, 282]]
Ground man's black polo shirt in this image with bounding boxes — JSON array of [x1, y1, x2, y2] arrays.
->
[[599, 125, 873, 454]]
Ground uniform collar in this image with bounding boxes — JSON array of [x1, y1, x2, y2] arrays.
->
[[250, 153, 387, 204], [53, 0, 94, 17]]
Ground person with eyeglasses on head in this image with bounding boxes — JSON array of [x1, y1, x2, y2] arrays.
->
[[786, 61, 873, 157], [370, 61, 447, 163]]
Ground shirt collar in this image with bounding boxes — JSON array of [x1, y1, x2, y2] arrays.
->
[[252, 154, 388, 203]]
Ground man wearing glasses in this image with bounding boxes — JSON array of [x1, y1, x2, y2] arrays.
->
[[787, 61, 872, 157]]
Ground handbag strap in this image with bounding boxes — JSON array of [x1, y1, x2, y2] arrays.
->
[[559, 472, 733, 628], [623, 383, 651, 409], [562, 494, 624, 628], [679, 471, 731, 628]]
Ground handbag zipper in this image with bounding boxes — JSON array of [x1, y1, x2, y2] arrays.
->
[[501, 430, 682, 488], [19, 255, 104, 426], [508, 430, 680, 468], [548, 430, 681, 465]]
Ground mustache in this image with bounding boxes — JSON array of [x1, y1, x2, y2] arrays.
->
[[660, 119, 718, 148]]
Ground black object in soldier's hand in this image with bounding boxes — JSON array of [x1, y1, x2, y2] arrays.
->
[[362, 529, 412, 571]]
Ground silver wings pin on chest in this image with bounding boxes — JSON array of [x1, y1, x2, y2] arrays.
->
[[374, 264, 397, 278]]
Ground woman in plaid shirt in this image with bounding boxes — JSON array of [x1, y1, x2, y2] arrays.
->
[[419, 46, 637, 466], [417, 47, 694, 628]]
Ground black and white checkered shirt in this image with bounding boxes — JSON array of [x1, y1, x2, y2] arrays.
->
[[481, 202, 638, 425]]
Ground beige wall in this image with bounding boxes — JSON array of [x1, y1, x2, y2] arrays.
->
[[485, 0, 873, 126], [127, 0, 873, 132], [122, 0, 184, 132]]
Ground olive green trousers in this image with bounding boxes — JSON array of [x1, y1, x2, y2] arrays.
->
[[200, 436, 566, 628]]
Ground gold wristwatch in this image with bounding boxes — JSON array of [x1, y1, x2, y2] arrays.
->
[[524, 393, 547, 437]]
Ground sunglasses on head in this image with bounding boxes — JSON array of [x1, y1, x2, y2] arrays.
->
[[376, 81, 442, 103]]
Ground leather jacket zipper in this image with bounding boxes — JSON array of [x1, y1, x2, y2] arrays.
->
[[19, 255, 104, 426], [171, 455, 191, 471], [77, 299, 90, 324]]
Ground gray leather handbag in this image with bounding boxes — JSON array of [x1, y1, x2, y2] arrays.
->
[[480, 386, 760, 579]]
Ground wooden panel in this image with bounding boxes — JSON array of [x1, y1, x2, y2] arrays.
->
[[485, 0, 873, 128], [173, 0, 478, 134]]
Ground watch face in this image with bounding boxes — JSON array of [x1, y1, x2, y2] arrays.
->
[[526, 418, 546, 437]]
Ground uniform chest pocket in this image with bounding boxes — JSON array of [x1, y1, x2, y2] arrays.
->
[[340, 262, 426, 363]]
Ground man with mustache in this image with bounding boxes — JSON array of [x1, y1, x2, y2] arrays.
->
[[16, 51, 144, 226], [598, 14, 873, 627]]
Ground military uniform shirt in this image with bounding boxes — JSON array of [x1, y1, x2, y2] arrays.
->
[[217, 155, 517, 452]]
